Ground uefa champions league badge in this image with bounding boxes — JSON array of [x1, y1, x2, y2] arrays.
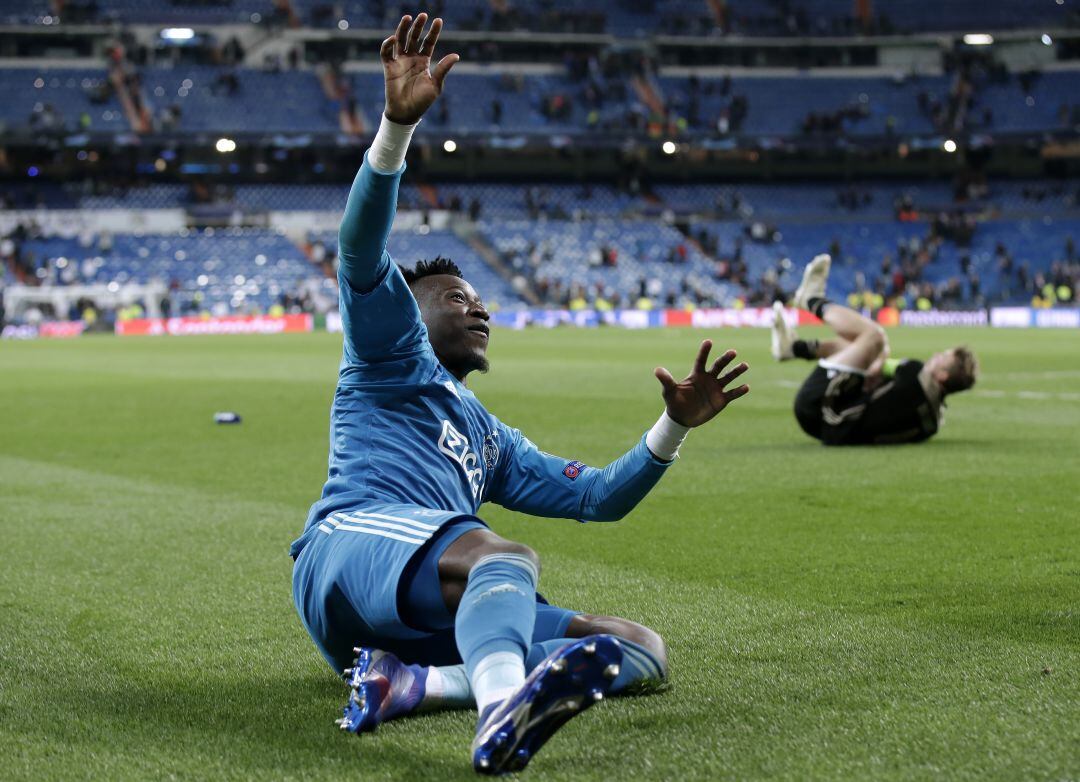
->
[[562, 461, 586, 480]]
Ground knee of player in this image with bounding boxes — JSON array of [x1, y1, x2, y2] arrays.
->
[[624, 622, 669, 682], [638, 625, 669, 677], [505, 541, 539, 571], [477, 540, 541, 578], [868, 325, 888, 353], [575, 614, 668, 677]]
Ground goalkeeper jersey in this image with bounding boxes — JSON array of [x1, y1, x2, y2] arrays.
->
[[290, 157, 671, 559]]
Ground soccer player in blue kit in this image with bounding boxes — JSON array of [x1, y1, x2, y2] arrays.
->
[[290, 13, 751, 774]]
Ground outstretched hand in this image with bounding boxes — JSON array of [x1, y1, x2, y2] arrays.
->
[[655, 341, 750, 428], [381, 13, 459, 125]]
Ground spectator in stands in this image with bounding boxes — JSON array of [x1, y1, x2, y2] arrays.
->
[[221, 36, 246, 66], [1017, 263, 1031, 295], [159, 104, 182, 132], [29, 103, 64, 133], [213, 69, 240, 96]]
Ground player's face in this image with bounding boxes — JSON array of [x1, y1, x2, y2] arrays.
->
[[927, 349, 956, 383], [413, 274, 490, 381]]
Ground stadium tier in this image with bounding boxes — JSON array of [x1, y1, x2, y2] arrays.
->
[[2, 65, 1075, 138], [136, 66, 334, 134], [482, 216, 736, 304], [5, 0, 1075, 35], [34, 178, 1080, 218], [9, 202, 1077, 314], [12, 225, 529, 316], [19, 230, 319, 314], [0, 68, 129, 134], [318, 228, 525, 307]]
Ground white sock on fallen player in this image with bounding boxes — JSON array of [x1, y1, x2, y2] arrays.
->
[[423, 663, 473, 709]]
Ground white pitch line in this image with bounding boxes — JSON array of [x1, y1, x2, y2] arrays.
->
[[976, 390, 1080, 402], [997, 371, 1080, 380]]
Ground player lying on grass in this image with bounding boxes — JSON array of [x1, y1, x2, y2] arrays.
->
[[771, 253, 977, 445], [289, 13, 751, 775]]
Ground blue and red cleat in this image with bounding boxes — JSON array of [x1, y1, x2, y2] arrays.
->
[[471, 634, 622, 775], [336, 647, 428, 733]]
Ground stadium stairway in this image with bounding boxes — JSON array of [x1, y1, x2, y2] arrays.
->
[[454, 222, 542, 307]]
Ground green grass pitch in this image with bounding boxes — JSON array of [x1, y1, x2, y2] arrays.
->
[[1, 326, 1077, 781]]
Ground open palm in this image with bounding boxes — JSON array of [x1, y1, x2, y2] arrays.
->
[[381, 13, 459, 126], [655, 341, 750, 428]]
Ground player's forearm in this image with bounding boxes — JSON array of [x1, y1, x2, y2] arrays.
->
[[578, 436, 672, 522], [337, 116, 417, 293]]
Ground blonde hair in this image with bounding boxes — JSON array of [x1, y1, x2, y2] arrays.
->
[[943, 346, 978, 394]]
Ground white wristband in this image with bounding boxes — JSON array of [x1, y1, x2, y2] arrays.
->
[[368, 114, 417, 173], [645, 410, 691, 462]]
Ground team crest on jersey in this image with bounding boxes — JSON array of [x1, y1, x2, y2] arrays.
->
[[482, 431, 500, 470], [438, 420, 484, 500], [562, 460, 586, 480]]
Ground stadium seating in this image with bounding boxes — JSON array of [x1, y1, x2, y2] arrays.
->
[[2, 0, 1073, 35], [481, 217, 736, 304], [658, 73, 949, 137], [346, 71, 620, 136], [45, 179, 1076, 220], [82, 0, 1068, 36], [13, 176, 1074, 308], [1, 64, 1075, 139], [0, 68, 128, 134], [17, 225, 528, 314], [316, 228, 526, 310], [20, 230, 318, 313], [138, 66, 334, 134]]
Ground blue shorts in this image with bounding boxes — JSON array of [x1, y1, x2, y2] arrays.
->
[[292, 503, 579, 673]]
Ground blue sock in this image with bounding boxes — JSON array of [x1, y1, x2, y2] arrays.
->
[[526, 637, 667, 694], [455, 553, 539, 712]]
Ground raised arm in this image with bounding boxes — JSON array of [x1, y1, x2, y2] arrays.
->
[[338, 12, 458, 294], [489, 343, 750, 522]]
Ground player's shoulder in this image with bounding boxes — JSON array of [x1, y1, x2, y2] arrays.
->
[[897, 358, 925, 377]]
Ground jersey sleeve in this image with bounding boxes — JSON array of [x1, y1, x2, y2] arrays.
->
[[336, 152, 431, 368], [487, 424, 672, 522]]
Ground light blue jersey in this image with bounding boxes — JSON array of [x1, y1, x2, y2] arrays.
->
[[290, 155, 672, 560]]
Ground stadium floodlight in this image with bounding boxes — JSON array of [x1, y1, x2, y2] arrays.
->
[[662, 140, 678, 155], [215, 138, 237, 153], [338, 19, 349, 30], [161, 28, 195, 41], [1041, 34, 1053, 46], [962, 33, 994, 46], [943, 139, 958, 153], [443, 139, 458, 153]]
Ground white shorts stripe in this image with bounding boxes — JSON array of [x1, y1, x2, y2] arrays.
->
[[335, 514, 434, 541], [332, 524, 428, 545], [318, 524, 333, 534], [347, 511, 441, 532]]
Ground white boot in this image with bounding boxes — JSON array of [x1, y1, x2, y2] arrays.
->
[[794, 253, 831, 311], [771, 301, 796, 361]]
